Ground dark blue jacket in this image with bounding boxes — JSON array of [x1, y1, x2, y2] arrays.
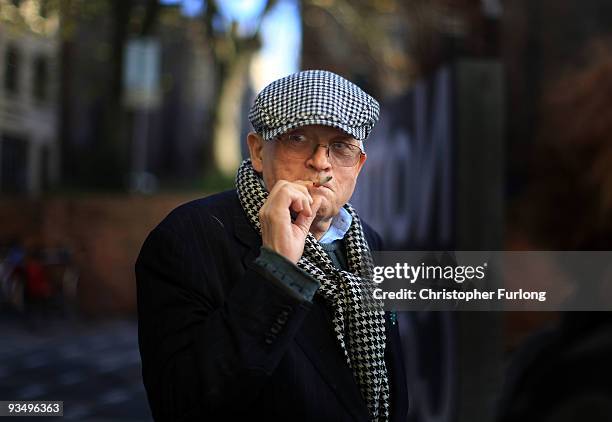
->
[[136, 189, 409, 421]]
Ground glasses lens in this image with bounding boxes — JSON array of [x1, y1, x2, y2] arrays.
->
[[278, 135, 311, 158], [329, 142, 361, 167], [276, 136, 361, 167]]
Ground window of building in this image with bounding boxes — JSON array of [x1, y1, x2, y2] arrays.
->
[[33, 55, 49, 102], [41, 145, 50, 192], [0, 135, 28, 194], [4, 45, 20, 95]]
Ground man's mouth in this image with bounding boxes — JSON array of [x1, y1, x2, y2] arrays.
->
[[312, 184, 333, 194]]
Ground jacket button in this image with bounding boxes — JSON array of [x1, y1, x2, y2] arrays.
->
[[264, 335, 275, 345], [270, 324, 281, 335]]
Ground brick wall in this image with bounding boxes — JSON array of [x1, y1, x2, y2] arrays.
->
[[0, 193, 202, 315]]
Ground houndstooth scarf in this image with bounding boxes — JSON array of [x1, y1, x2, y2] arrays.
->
[[236, 159, 390, 421]]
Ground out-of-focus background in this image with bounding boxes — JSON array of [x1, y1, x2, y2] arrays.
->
[[1, 0, 612, 420]]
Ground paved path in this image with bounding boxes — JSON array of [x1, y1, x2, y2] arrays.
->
[[0, 315, 152, 421]]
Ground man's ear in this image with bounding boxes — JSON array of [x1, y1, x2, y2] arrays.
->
[[247, 132, 265, 172]]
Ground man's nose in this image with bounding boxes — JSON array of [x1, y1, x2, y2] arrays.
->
[[307, 144, 332, 170]]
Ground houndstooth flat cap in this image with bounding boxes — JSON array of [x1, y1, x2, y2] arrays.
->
[[248, 70, 380, 142]]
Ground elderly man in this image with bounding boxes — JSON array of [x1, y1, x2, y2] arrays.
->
[[136, 70, 407, 421]]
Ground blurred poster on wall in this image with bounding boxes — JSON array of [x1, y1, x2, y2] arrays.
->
[[123, 37, 161, 110]]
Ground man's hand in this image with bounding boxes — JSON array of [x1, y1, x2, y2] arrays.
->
[[259, 180, 322, 264]]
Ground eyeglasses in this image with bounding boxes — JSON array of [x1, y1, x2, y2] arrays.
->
[[274, 133, 363, 167]]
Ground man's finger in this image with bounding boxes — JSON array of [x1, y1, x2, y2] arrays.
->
[[294, 196, 322, 231], [301, 198, 312, 217], [311, 195, 323, 215], [291, 181, 315, 203]]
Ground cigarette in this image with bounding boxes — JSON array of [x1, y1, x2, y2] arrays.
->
[[313, 175, 332, 187]]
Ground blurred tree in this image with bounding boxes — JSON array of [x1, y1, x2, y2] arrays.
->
[[301, 0, 496, 98], [201, 0, 277, 178], [301, 0, 412, 98]]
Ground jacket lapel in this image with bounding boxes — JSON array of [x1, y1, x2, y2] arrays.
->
[[231, 205, 262, 268]]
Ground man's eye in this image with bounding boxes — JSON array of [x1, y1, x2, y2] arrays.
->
[[331, 142, 351, 152], [287, 135, 307, 144]]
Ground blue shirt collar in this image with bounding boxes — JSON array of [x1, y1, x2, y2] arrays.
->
[[319, 206, 352, 244]]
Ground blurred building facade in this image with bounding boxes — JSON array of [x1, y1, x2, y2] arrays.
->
[[0, 0, 60, 196]]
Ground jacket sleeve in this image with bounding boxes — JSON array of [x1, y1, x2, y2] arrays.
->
[[136, 223, 313, 421]]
